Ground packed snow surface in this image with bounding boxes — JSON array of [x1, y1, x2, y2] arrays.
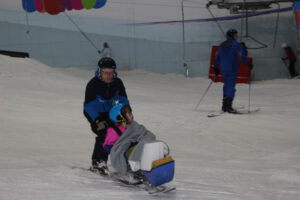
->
[[1, 55, 300, 200]]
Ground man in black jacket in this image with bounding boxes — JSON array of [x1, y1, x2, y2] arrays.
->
[[84, 57, 130, 173]]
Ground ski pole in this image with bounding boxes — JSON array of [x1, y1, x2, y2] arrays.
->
[[194, 76, 216, 111], [248, 71, 251, 113]]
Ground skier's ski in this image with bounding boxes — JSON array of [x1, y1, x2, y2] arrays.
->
[[208, 107, 260, 117], [71, 166, 176, 195], [207, 110, 224, 117], [291, 75, 300, 79], [115, 178, 175, 194], [207, 105, 244, 117], [145, 185, 176, 194], [234, 107, 260, 114], [71, 166, 109, 176]]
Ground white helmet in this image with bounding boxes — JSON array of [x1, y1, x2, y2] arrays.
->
[[281, 43, 287, 48]]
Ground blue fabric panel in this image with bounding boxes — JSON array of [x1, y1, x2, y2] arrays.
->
[[84, 99, 101, 121], [117, 95, 130, 105], [94, 0, 107, 8], [84, 95, 129, 121], [295, 2, 300, 10], [22, 0, 36, 12], [142, 161, 175, 187]]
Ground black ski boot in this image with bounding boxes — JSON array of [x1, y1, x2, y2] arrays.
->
[[225, 98, 238, 113], [222, 96, 227, 112], [91, 160, 108, 175]]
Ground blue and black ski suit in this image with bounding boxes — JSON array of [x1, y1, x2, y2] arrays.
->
[[84, 71, 129, 162], [214, 37, 249, 99]]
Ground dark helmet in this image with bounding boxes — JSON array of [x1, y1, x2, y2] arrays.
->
[[226, 29, 238, 38], [98, 57, 116, 69]]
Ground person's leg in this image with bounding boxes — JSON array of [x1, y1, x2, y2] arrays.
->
[[225, 72, 237, 99], [92, 135, 108, 163], [289, 60, 297, 77], [91, 135, 109, 174], [224, 72, 238, 113], [222, 72, 229, 111], [91, 130, 108, 174], [222, 72, 228, 96], [222, 72, 229, 112]]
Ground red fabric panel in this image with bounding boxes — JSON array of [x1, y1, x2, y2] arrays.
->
[[295, 10, 300, 27], [44, 0, 64, 15]]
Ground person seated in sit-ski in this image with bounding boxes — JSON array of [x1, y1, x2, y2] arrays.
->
[[103, 104, 133, 154], [105, 104, 170, 185]]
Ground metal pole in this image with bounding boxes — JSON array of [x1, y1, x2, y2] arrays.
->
[[245, 9, 249, 37], [248, 72, 251, 113], [282, 59, 292, 78], [25, 0, 30, 34], [132, 0, 137, 69], [293, 2, 300, 74], [206, 2, 226, 38], [273, 2, 280, 48], [181, 0, 188, 78]]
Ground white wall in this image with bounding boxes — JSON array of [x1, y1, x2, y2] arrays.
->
[[0, 0, 297, 78]]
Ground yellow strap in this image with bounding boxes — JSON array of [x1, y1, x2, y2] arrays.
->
[[152, 156, 173, 168], [118, 113, 127, 123]]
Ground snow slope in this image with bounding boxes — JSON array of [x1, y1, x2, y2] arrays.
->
[[1, 54, 300, 200]]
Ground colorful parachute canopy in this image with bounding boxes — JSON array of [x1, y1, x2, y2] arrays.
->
[[22, 0, 107, 15]]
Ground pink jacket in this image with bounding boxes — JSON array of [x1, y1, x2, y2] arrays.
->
[[103, 124, 127, 153]]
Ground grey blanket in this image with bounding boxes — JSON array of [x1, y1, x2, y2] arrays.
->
[[110, 121, 156, 175]]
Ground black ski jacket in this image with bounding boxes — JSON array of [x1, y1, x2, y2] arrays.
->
[[83, 72, 129, 125]]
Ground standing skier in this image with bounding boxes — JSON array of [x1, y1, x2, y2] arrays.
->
[[83, 57, 130, 174], [100, 42, 112, 58], [281, 43, 298, 78], [213, 29, 253, 113]]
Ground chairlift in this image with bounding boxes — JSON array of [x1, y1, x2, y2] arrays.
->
[[206, 0, 294, 49]]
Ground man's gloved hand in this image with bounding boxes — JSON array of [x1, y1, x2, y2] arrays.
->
[[248, 63, 253, 70], [92, 116, 108, 133], [214, 67, 220, 76], [95, 120, 108, 131]]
